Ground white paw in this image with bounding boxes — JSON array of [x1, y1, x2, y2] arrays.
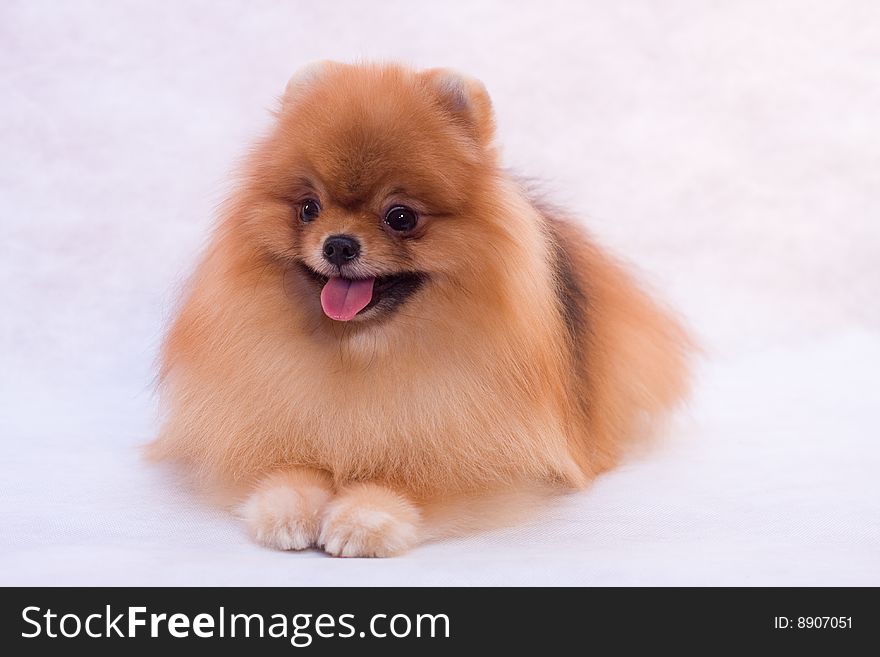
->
[[240, 479, 330, 551], [319, 486, 420, 558]]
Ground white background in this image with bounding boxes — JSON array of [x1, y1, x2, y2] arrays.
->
[[1, 0, 878, 585]]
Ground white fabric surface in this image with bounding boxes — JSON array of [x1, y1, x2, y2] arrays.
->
[[1, 1, 878, 586]]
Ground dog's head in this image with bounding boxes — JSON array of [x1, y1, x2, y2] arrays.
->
[[239, 62, 505, 326]]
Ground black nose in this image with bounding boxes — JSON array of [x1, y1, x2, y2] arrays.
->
[[322, 234, 361, 267]]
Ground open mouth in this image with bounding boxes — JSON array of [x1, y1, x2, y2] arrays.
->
[[298, 263, 426, 321]]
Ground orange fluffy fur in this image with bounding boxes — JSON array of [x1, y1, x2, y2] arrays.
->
[[147, 62, 691, 557]]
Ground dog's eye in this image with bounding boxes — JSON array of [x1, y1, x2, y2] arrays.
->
[[384, 206, 418, 232], [300, 199, 321, 222]]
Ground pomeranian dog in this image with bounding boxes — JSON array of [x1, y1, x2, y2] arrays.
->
[[148, 62, 691, 557]]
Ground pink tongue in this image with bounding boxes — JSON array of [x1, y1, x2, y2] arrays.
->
[[320, 277, 375, 321]]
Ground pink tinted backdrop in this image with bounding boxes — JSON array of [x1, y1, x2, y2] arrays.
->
[[1, 1, 878, 584]]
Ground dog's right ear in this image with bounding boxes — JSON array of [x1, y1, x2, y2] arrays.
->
[[282, 60, 337, 107]]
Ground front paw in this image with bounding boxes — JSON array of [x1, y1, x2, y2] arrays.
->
[[240, 469, 332, 550], [319, 483, 420, 557]]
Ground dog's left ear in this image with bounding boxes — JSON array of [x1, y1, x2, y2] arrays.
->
[[421, 68, 495, 145]]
